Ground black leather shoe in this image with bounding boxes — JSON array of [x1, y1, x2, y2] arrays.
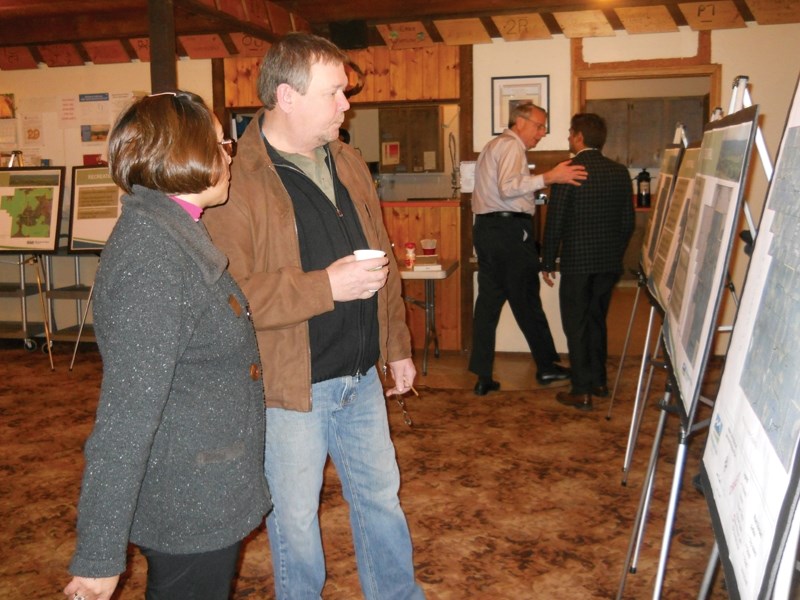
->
[[556, 391, 593, 411], [536, 364, 571, 385], [592, 385, 609, 398], [474, 379, 500, 396]]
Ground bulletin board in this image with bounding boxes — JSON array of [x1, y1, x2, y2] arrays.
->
[[701, 77, 800, 600], [0, 166, 65, 253], [68, 165, 123, 252]]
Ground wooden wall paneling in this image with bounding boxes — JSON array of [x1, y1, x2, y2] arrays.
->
[[388, 47, 406, 101], [347, 49, 369, 103], [356, 49, 375, 103], [420, 46, 439, 101], [381, 203, 461, 351], [458, 45, 475, 354], [224, 56, 261, 107], [382, 204, 411, 262], [440, 44, 460, 99], [404, 49, 423, 100], [370, 47, 392, 103], [220, 44, 461, 107]]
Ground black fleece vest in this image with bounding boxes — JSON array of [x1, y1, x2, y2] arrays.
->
[[265, 140, 380, 383]]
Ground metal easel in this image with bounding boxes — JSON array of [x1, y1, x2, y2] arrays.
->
[[607, 123, 688, 417], [5, 150, 55, 369], [610, 122, 688, 486], [68, 280, 95, 372]]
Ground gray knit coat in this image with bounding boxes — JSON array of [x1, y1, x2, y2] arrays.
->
[[69, 185, 271, 578]]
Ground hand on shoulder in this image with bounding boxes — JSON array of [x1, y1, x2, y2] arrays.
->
[[545, 160, 588, 187]]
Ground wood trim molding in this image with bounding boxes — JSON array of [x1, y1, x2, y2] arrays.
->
[[459, 44, 475, 353]]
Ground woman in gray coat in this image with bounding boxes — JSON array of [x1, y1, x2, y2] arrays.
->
[[63, 91, 271, 600]]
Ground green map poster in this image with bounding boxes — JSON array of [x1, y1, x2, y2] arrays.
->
[[0, 167, 64, 253]]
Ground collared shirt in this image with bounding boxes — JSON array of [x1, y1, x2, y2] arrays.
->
[[471, 128, 546, 216]]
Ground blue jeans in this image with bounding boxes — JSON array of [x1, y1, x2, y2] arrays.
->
[[265, 367, 424, 600]]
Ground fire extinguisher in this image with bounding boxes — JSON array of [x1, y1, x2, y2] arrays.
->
[[635, 168, 651, 208]]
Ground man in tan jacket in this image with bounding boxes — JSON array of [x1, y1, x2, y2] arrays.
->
[[204, 33, 425, 600]]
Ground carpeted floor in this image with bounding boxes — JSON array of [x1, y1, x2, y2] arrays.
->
[[0, 345, 725, 599]]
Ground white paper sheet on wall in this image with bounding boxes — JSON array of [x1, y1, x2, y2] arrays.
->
[[0, 119, 17, 146], [460, 160, 476, 193]]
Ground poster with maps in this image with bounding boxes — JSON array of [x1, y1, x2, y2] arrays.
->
[[68, 166, 123, 252], [661, 105, 758, 420], [701, 78, 800, 600], [0, 167, 65, 253]]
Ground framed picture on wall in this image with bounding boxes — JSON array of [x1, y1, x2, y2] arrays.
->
[[491, 75, 549, 135], [0, 166, 65, 254], [68, 165, 123, 253]]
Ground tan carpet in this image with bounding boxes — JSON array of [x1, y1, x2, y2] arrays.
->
[[0, 346, 725, 599]]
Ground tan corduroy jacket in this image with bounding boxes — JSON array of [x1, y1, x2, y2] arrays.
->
[[204, 109, 411, 411]]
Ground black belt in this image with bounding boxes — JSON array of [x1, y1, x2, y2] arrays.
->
[[477, 212, 531, 219]]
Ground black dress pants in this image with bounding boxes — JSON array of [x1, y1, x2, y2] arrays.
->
[[558, 272, 619, 394], [140, 540, 242, 600], [469, 215, 560, 378]]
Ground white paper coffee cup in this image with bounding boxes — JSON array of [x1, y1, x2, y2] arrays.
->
[[353, 249, 386, 261]]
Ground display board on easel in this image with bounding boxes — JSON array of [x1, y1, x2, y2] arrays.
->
[[640, 144, 684, 277], [661, 104, 759, 420], [650, 143, 702, 309], [67, 165, 122, 252], [701, 74, 800, 600], [0, 166, 65, 253]]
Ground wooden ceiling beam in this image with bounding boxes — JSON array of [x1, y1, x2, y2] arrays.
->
[[0, 11, 151, 47], [0, 2, 278, 48]]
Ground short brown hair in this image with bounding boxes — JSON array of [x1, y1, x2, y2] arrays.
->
[[257, 32, 349, 110], [570, 113, 607, 150], [108, 91, 226, 194]]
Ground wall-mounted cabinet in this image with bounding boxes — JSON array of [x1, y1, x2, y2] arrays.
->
[[585, 95, 708, 169]]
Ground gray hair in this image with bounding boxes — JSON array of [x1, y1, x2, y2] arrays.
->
[[508, 102, 546, 128]]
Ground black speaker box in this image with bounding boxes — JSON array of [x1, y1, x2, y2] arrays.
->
[[329, 21, 369, 50]]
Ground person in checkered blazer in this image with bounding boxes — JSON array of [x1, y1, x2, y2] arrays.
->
[[542, 113, 635, 412]]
